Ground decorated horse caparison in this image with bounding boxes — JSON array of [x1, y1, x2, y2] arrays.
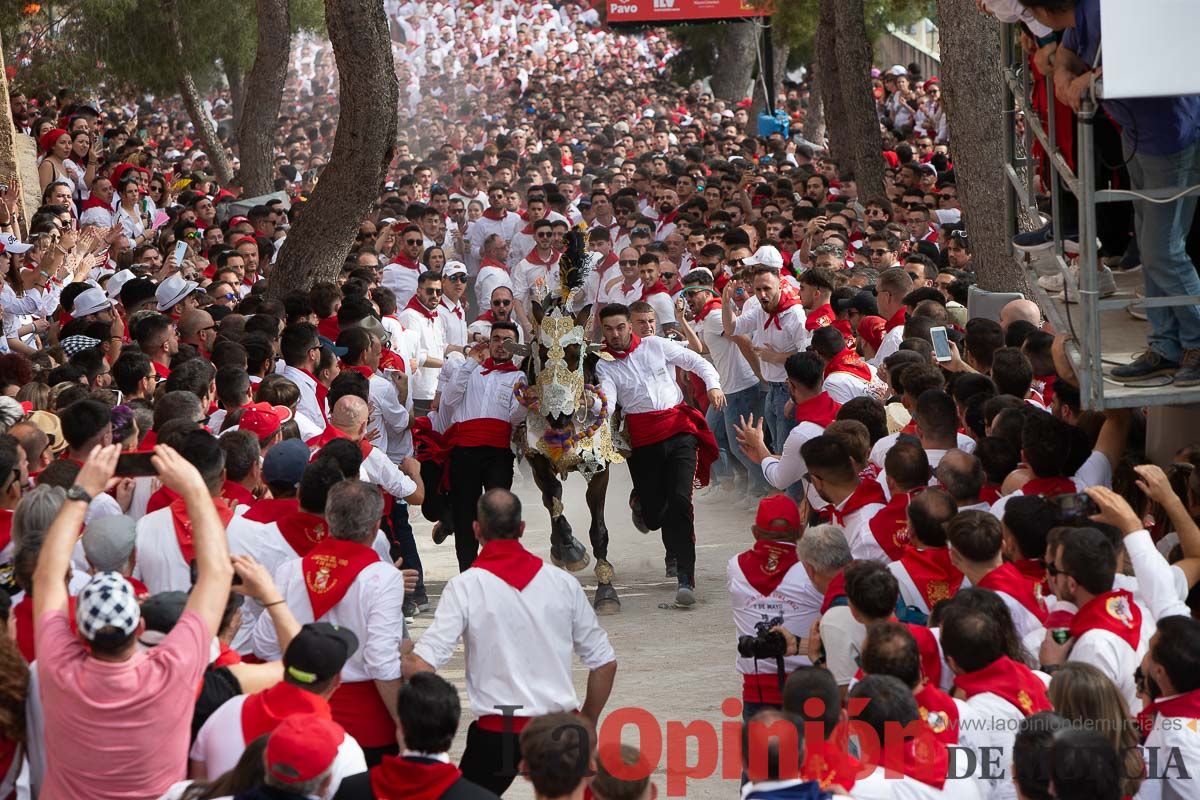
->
[[514, 227, 624, 613]]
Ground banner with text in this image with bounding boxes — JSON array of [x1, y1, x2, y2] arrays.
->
[[607, 0, 769, 24]]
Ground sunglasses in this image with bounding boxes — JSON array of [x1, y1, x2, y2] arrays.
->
[[661, 272, 676, 280], [492, 299, 512, 306], [424, 288, 443, 296], [535, 231, 553, 238], [950, 230, 969, 240], [446, 274, 468, 283], [1045, 562, 1070, 579], [619, 259, 638, 266]]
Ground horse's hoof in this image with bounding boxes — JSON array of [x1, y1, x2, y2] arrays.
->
[[551, 538, 590, 572], [594, 583, 621, 614]]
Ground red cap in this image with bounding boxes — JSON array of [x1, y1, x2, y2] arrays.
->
[[754, 495, 801, 536], [923, 77, 940, 92], [233, 235, 258, 248], [229, 216, 250, 227], [858, 316, 887, 353], [266, 714, 344, 784], [239, 403, 291, 439]]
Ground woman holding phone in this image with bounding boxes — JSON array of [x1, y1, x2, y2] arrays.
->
[[114, 178, 149, 245]]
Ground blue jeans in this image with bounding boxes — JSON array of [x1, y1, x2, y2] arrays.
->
[[722, 384, 768, 495], [706, 404, 736, 485], [1126, 139, 1200, 361], [764, 381, 796, 455]]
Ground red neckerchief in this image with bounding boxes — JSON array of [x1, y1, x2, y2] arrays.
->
[[0, 508, 12, 552], [474, 310, 496, 324], [914, 684, 960, 746], [472, 538, 543, 590], [980, 484, 1003, 504], [823, 349, 873, 382], [241, 681, 332, 743], [297, 368, 329, 424], [1021, 476, 1077, 498], [805, 302, 835, 331], [595, 251, 619, 276], [793, 391, 841, 427], [830, 479, 887, 526], [884, 306, 907, 333], [737, 540, 800, 597], [977, 562, 1049, 624], [802, 733, 859, 792], [243, 497, 299, 525], [306, 425, 373, 458], [277, 510, 330, 556], [763, 289, 802, 330], [520, 221, 535, 235], [379, 347, 409, 373], [619, 278, 639, 294], [479, 256, 509, 274], [317, 315, 340, 341], [391, 253, 421, 270], [302, 537, 379, 619], [640, 280, 669, 300], [1068, 589, 1142, 651], [602, 333, 640, 360], [127, 576, 150, 600], [868, 492, 913, 560], [480, 358, 519, 375], [481, 206, 508, 221], [170, 496, 236, 563], [875, 722, 948, 790], [153, 360, 171, 380], [819, 570, 847, 614], [440, 298, 464, 319], [213, 642, 242, 668], [954, 656, 1053, 717], [371, 755, 463, 800], [221, 480, 256, 508], [1034, 375, 1057, 408], [524, 247, 560, 267], [404, 295, 439, 322], [341, 364, 374, 379], [81, 195, 111, 213], [693, 297, 722, 323], [1013, 558, 1051, 600], [901, 547, 964, 610]]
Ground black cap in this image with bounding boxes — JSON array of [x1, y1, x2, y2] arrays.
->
[[141, 591, 189, 633], [835, 290, 879, 317], [284, 622, 360, 685]]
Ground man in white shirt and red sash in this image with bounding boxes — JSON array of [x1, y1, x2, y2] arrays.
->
[[1038, 526, 1148, 713], [134, 430, 238, 594], [636, 253, 676, 335], [400, 271, 448, 417], [337, 327, 410, 458], [868, 267, 914, 368], [948, 511, 1049, 652], [889, 489, 964, 620], [403, 489, 617, 796], [279, 322, 330, 435], [598, 247, 644, 310], [799, 266, 836, 333], [722, 264, 807, 455], [465, 184, 522, 271], [799, 435, 887, 558], [727, 496, 822, 718], [191, 622, 366, 788], [594, 302, 723, 607], [381, 223, 426, 309], [254, 480, 408, 766], [860, 441, 930, 563], [437, 322, 526, 572], [438, 262, 470, 353], [811, 327, 877, 405], [512, 219, 561, 333], [941, 601, 1053, 800], [1137, 616, 1200, 800], [473, 234, 514, 313]]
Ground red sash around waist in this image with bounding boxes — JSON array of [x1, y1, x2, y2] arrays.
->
[[330, 680, 397, 748], [624, 403, 719, 487]]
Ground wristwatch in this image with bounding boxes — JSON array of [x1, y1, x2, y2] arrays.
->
[[66, 485, 93, 504]]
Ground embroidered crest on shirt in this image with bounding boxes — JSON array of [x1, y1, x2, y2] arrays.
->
[[921, 707, 949, 734], [1018, 690, 1034, 715], [1106, 594, 1136, 628], [925, 581, 952, 606], [307, 553, 347, 594]]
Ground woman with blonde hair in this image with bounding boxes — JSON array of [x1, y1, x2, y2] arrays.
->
[[1048, 661, 1143, 797]]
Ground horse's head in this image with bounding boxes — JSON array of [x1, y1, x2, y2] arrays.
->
[[528, 300, 594, 429]]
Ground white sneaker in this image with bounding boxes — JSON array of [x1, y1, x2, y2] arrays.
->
[[1058, 265, 1117, 303], [1037, 272, 1065, 293]]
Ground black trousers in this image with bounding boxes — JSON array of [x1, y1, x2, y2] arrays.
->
[[449, 446, 515, 571], [627, 432, 698, 582], [459, 722, 522, 796]]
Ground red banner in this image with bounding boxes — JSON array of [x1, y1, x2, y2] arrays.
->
[[607, 0, 769, 24]]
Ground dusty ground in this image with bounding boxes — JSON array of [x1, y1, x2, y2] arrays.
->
[[407, 462, 758, 800]]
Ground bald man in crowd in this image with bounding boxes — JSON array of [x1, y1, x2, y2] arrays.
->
[[999, 299, 1042, 334], [306, 396, 425, 506]]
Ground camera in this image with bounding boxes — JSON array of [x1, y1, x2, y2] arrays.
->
[[737, 616, 788, 660]]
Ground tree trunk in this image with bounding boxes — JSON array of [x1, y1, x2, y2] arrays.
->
[[226, 62, 245, 134], [267, 0, 398, 297], [748, 27, 790, 126], [802, 69, 826, 147], [165, 0, 235, 186], [236, 0, 290, 196], [815, 0, 844, 162], [832, 0, 885, 199], [935, 0, 1023, 291], [0, 28, 23, 230], [709, 21, 756, 103]]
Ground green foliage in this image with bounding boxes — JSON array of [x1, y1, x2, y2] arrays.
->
[[764, 0, 935, 64]]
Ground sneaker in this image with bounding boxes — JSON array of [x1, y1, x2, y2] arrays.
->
[[1126, 289, 1148, 321], [1109, 350, 1179, 382], [1174, 350, 1200, 387], [1014, 222, 1056, 253], [1037, 272, 1065, 293], [1058, 265, 1117, 303], [675, 578, 696, 608], [402, 600, 418, 621], [665, 555, 678, 578]]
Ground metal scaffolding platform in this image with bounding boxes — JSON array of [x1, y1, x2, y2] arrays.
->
[[999, 26, 1200, 410]]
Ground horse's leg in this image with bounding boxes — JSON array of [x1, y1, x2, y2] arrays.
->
[[587, 466, 619, 613], [530, 453, 590, 572]]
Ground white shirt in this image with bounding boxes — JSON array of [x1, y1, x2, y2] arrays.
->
[[365, 371, 409, 459], [381, 262, 422, 309], [697, 309, 757, 395], [253, 555, 406, 682], [132, 506, 192, 594], [360, 445, 418, 500], [989, 450, 1114, 521], [412, 553, 615, 717], [399, 305, 447, 401], [474, 264, 514, 310], [731, 301, 807, 383], [594, 335, 720, 416], [822, 367, 877, 405], [869, 325, 905, 368], [1123, 529, 1191, 621], [1137, 695, 1200, 800], [437, 297, 468, 349], [761, 421, 826, 495], [441, 358, 527, 429], [819, 606, 866, 686], [190, 693, 366, 789], [598, 272, 642, 307], [512, 252, 561, 309], [278, 364, 325, 433], [957, 674, 1051, 800], [726, 554, 821, 677], [869, 431, 976, 472], [465, 211, 521, 269]]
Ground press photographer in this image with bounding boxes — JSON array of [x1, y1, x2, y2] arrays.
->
[[726, 496, 823, 719]]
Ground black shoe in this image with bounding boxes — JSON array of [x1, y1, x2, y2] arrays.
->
[[664, 556, 677, 578], [432, 521, 451, 544], [1109, 351, 1179, 382], [675, 577, 696, 607], [1174, 350, 1200, 387], [630, 493, 649, 533], [402, 600, 419, 619], [410, 594, 430, 613]]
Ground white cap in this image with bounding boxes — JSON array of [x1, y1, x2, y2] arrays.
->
[[889, 64, 908, 76], [155, 274, 200, 312], [442, 261, 468, 278], [0, 233, 32, 255], [743, 245, 784, 271], [106, 269, 137, 300], [72, 287, 114, 318]]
